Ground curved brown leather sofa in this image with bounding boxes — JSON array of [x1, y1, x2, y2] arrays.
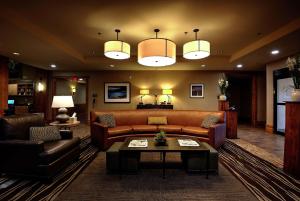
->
[[90, 110, 226, 150]]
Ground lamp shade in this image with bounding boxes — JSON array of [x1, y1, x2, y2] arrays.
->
[[138, 38, 176, 67], [183, 40, 210, 59], [104, 40, 130, 60], [51, 96, 74, 108], [162, 89, 172, 95], [140, 89, 149, 95]]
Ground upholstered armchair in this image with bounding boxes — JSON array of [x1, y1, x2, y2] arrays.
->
[[0, 113, 81, 180]]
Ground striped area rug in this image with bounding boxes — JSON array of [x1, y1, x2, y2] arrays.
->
[[219, 139, 300, 201], [0, 137, 98, 201]]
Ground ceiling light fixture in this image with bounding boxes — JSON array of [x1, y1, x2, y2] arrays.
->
[[50, 64, 57, 68], [138, 29, 176, 67], [201, 64, 206, 67], [271, 49, 280, 55], [183, 29, 210, 60], [236, 64, 243, 68], [13, 52, 20, 56], [104, 29, 130, 60]]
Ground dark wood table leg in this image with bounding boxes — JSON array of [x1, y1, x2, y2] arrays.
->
[[162, 152, 166, 179], [206, 151, 209, 179], [119, 151, 122, 179]]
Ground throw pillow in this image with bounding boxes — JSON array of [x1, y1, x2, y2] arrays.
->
[[98, 114, 116, 128], [30, 126, 61, 142], [148, 116, 168, 125], [201, 114, 219, 128]]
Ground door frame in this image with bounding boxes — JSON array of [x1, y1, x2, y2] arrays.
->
[[273, 67, 290, 135]]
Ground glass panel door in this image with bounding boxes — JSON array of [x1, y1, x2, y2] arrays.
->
[[275, 75, 293, 134]]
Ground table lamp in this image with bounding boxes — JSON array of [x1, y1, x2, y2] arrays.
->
[[139, 89, 149, 104], [162, 89, 172, 104], [51, 96, 74, 123]]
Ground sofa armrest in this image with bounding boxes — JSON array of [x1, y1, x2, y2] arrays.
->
[[91, 122, 108, 150], [208, 123, 226, 148], [0, 140, 45, 170], [60, 130, 73, 139]]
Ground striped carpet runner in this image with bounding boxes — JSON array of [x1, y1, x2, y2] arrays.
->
[[219, 140, 300, 201], [0, 137, 98, 201]]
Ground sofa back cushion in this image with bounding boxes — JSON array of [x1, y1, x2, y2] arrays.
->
[[0, 113, 45, 140], [91, 110, 224, 127], [148, 116, 168, 125]]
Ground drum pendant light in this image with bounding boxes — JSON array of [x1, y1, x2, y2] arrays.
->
[[138, 29, 176, 67], [104, 29, 130, 60], [183, 29, 210, 60]]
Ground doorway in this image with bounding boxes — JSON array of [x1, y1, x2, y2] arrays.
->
[[54, 77, 89, 124], [226, 74, 252, 125], [273, 68, 292, 135]]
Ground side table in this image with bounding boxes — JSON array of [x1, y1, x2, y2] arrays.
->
[[49, 120, 80, 130]]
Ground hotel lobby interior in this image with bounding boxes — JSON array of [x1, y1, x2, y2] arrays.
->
[[0, 0, 300, 200]]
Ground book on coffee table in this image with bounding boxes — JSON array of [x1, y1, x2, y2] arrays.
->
[[128, 139, 148, 147], [178, 139, 199, 147]]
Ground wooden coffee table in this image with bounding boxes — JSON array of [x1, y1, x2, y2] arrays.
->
[[119, 137, 210, 179]]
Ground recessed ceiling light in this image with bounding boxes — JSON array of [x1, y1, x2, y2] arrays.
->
[[78, 78, 83, 81], [236, 64, 243, 68], [109, 64, 115, 68], [201, 64, 206, 67], [271, 49, 280, 55], [13, 52, 20, 56], [50, 64, 57, 68]]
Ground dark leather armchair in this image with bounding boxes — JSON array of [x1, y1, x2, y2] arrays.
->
[[0, 113, 81, 180]]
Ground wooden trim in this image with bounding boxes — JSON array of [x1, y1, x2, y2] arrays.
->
[[251, 75, 257, 127], [265, 124, 274, 134], [0, 59, 8, 117], [218, 100, 229, 111]]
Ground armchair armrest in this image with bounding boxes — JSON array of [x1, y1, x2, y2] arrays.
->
[[0, 140, 45, 170], [91, 122, 108, 150], [60, 130, 73, 139], [208, 123, 226, 148]]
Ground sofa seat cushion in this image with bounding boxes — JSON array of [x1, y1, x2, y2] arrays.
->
[[182, 126, 209, 137], [158, 125, 182, 133], [40, 138, 80, 164], [108, 126, 132, 136], [132, 125, 158, 133]]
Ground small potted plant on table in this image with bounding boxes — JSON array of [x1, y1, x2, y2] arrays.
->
[[154, 130, 167, 146]]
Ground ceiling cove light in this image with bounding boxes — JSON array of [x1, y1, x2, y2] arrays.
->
[[271, 49, 280, 55], [183, 29, 210, 60], [50, 64, 57, 68], [138, 29, 176, 67], [104, 29, 130, 60]]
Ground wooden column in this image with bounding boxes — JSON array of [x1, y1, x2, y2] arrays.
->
[[218, 100, 229, 111], [218, 100, 238, 139], [226, 110, 238, 139], [284, 102, 300, 179], [0, 59, 8, 117], [251, 75, 257, 127]]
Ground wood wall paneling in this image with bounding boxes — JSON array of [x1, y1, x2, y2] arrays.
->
[[251, 75, 257, 127], [284, 102, 300, 179], [0, 59, 8, 117]]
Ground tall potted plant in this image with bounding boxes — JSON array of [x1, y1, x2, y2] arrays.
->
[[286, 55, 300, 101], [218, 73, 229, 100]]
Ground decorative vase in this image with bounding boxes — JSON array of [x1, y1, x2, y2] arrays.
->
[[219, 94, 227, 101], [291, 89, 300, 102], [155, 138, 167, 146]]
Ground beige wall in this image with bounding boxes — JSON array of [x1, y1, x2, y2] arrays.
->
[[53, 71, 221, 115], [266, 59, 286, 127]]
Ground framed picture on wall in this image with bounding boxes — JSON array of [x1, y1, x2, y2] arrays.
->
[[190, 83, 204, 98], [104, 82, 131, 103]]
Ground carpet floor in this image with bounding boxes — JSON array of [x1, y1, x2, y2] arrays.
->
[[0, 137, 98, 201], [219, 140, 300, 201], [55, 151, 257, 201]]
